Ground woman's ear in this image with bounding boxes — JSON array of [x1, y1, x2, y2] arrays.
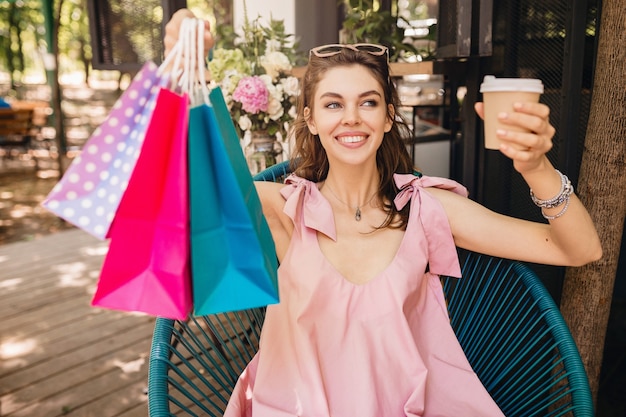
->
[[384, 104, 395, 133], [304, 106, 318, 135]]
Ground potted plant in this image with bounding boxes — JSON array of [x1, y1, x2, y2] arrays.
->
[[339, 0, 417, 61], [208, 12, 304, 174], [339, 0, 434, 76]]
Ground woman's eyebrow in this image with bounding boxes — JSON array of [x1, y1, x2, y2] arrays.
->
[[359, 90, 382, 98], [318, 90, 383, 99]]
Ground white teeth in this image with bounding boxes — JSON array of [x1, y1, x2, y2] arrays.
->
[[338, 136, 365, 143]]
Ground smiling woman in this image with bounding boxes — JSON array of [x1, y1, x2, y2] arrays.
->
[[161, 10, 602, 416]]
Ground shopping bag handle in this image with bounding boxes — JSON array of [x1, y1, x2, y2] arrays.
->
[[190, 18, 211, 106], [158, 33, 182, 87], [159, 18, 211, 106]]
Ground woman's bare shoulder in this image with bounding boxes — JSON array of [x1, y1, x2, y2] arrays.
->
[[254, 180, 292, 259], [254, 180, 285, 199], [254, 181, 287, 219]]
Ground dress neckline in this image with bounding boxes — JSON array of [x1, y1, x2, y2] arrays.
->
[[314, 192, 414, 287]]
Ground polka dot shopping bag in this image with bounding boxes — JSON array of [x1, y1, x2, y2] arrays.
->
[[43, 61, 167, 239]]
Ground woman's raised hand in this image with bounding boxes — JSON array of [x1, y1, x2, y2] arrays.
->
[[474, 101, 556, 174], [164, 9, 214, 59]]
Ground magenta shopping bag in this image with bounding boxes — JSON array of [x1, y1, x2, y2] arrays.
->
[[91, 88, 192, 319], [43, 61, 166, 239]]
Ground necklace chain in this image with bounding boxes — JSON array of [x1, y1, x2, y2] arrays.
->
[[324, 182, 377, 221]]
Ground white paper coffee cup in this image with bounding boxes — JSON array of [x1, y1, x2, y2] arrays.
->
[[480, 76, 544, 150]]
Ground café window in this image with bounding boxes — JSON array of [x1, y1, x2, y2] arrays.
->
[[87, 0, 226, 71]]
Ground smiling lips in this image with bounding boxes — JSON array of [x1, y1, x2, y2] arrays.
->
[[337, 135, 367, 144]]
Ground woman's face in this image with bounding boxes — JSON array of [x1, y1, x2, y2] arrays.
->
[[305, 64, 393, 167]]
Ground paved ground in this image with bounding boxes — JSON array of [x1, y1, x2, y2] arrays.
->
[[0, 229, 152, 417], [0, 163, 73, 246]]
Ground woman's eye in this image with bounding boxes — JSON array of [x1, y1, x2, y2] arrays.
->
[[362, 99, 378, 107], [325, 102, 341, 109]]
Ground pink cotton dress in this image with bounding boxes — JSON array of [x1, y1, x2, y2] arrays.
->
[[224, 173, 505, 417]]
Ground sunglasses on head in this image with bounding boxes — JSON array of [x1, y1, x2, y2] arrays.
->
[[309, 43, 389, 61]]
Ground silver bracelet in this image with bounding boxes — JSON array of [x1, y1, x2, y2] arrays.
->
[[530, 170, 574, 209], [541, 197, 571, 220]]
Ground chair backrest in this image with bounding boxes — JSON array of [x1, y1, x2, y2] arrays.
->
[[442, 250, 594, 416], [148, 161, 593, 416]]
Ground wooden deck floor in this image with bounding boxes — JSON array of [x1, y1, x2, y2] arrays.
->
[[0, 229, 153, 417]]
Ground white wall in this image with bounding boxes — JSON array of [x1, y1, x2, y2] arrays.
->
[[233, 0, 296, 36], [231, 0, 341, 56]]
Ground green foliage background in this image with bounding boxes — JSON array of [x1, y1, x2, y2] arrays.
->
[[0, 0, 226, 90], [0, 0, 91, 88]]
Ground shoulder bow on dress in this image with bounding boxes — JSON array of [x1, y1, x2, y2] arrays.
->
[[393, 174, 469, 278]]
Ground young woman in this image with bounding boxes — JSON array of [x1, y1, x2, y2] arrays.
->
[[165, 10, 602, 416]]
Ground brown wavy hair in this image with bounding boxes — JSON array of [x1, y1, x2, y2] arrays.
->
[[289, 46, 415, 229]]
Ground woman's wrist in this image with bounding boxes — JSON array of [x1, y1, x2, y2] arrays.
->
[[528, 169, 574, 220]]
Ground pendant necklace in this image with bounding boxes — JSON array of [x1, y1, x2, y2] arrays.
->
[[324, 182, 377, 221]]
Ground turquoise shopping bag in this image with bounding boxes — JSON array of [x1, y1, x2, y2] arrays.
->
[[188, 87, 279, 315]]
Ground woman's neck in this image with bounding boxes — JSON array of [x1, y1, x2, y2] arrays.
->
[[322, 166, 380, 212]]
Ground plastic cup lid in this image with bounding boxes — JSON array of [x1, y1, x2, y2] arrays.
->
[[479, 75, 544, 93]]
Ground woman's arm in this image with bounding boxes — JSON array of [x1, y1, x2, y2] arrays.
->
[[429, 187, 601, 266], [255, 181, 293, 262], [431, 101, 601, 266]]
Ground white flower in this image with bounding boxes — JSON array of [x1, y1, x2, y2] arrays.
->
[[206, 16, 300, 142], [273, 83, 284, 99], [288, 105, 297, 119], [220, 70, 243, 95], [266, 39, 282, 53], [260, 51, 292, 81], [241, 129, 252, 149], [281, 76, 300, 97], [259, 74, 273, 87], [259, 75, 283, 102], [267, 97, 284, 120], [238, 114, 252, 131]]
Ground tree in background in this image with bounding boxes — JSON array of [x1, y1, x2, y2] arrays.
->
[[0, 0, 45, 89], [560, 0, 626, 406], [0, 0, 92, 87], [57, 0, 91, 83]]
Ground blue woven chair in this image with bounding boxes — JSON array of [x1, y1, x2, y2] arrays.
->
[[148, 161, 593, 416]]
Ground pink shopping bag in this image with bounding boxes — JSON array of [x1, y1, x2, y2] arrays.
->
[[91, 88, 192, 319], [43, 61, 167, 239]]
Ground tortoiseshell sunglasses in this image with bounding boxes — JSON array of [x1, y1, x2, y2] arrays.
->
[[309, 43, 389, 61]]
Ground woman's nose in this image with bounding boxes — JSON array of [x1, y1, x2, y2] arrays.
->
[[342, 105, 361, 125]]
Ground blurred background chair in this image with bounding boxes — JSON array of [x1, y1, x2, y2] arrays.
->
[[148, 160, 593, 417]]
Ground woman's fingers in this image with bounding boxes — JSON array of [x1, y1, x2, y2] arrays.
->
[[497, 127, 553, 153], [493, 102, 551, 135], [164, 9, 214, 59], [512, 101, 550, 119], [475, 100, 556, 172], [201, 21, 215, 52], [473, 100, 556, 171], [495, 102, 555, 172], [164, 9, 197, 57], [474, 102, 485, 120]]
